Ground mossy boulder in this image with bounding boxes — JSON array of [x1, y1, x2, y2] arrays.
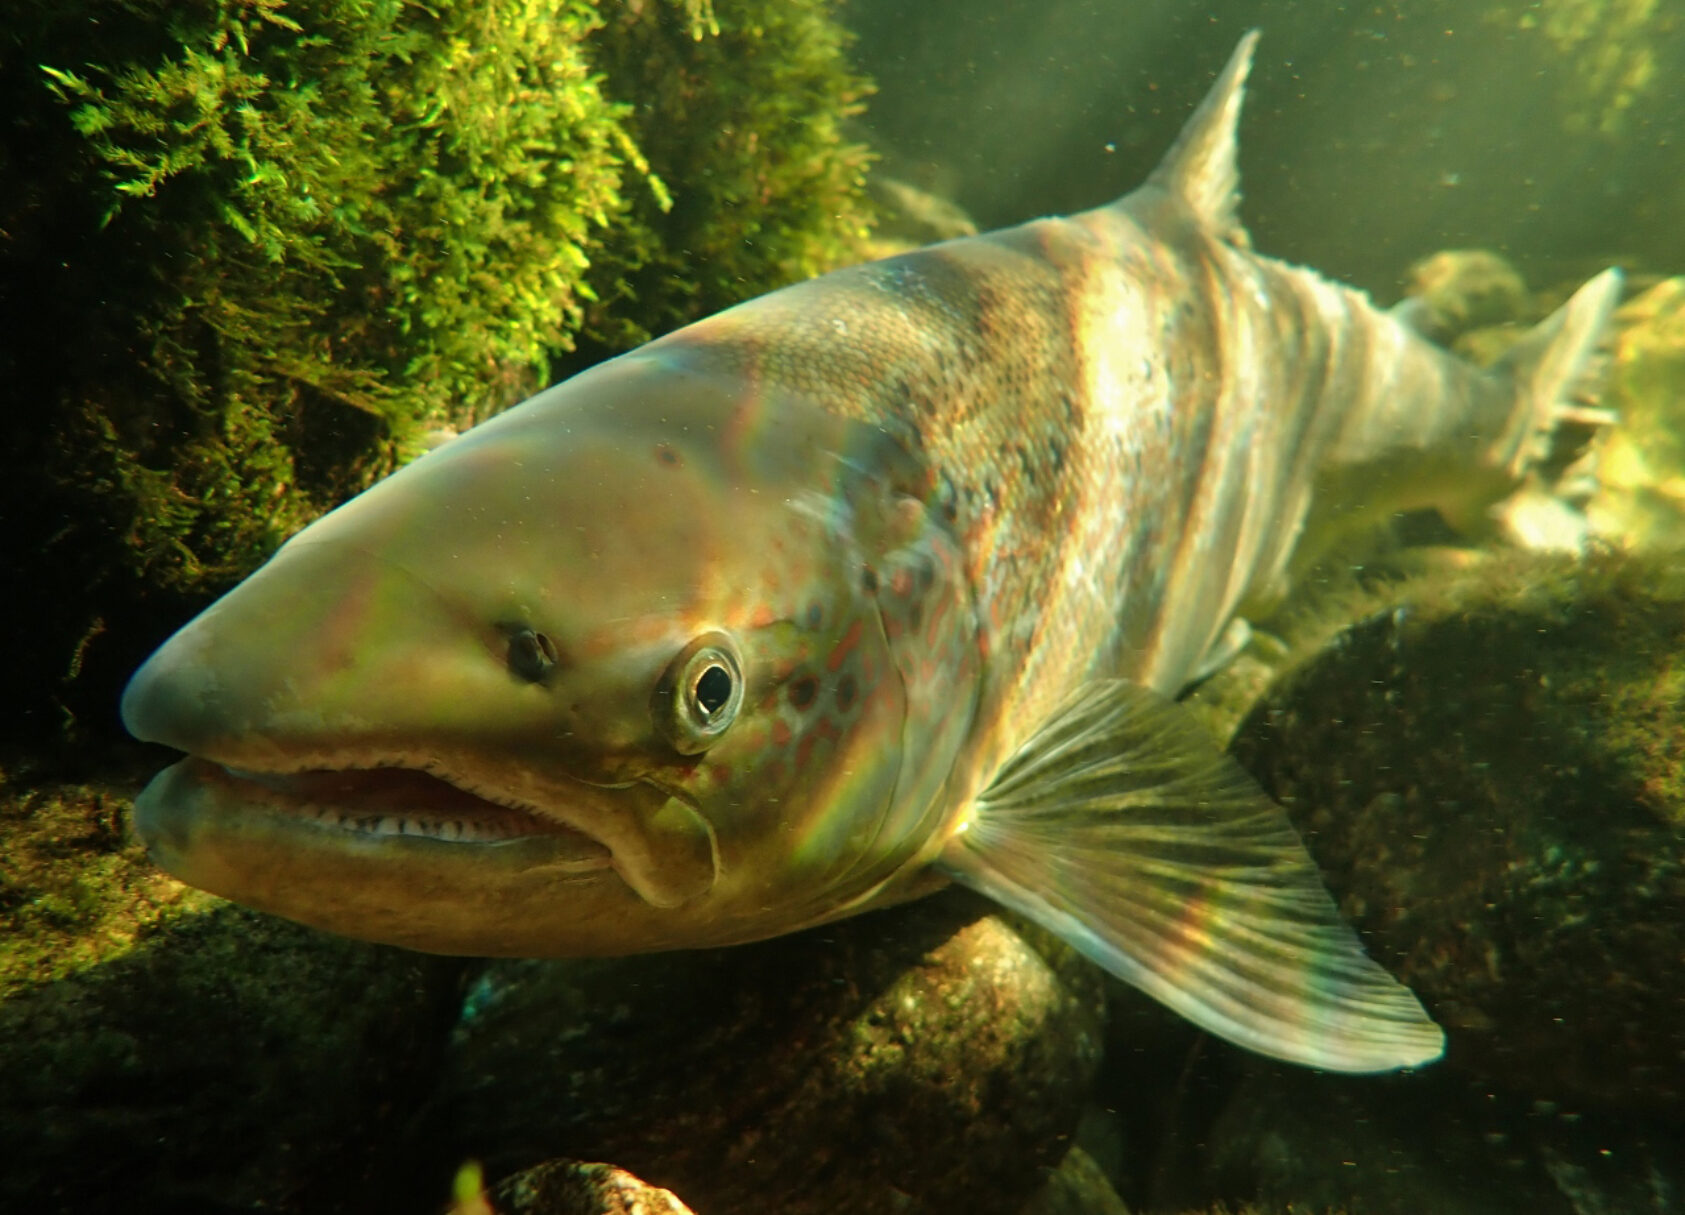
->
[[0, 770, 467, 1214], [1197, 1060, 1685, 1215], [1228, 552, 1685, 1109]]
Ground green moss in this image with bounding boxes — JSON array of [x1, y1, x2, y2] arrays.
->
[[578, 0, 876, 353], [24, 0, 655, 587], [0, 769, 217, 999]]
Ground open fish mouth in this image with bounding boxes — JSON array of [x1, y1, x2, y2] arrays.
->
[[170, 757, 614, 862]]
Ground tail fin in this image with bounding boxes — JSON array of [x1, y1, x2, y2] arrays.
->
[[1490, 268, 1624, 478]]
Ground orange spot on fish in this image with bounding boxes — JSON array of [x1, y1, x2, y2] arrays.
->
[[826, 620, 863, 672]]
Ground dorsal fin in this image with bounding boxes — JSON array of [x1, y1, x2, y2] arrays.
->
[[1144, 30, 1258, 244]]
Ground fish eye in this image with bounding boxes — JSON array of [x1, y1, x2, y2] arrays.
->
[[653, 631, 744, 755]]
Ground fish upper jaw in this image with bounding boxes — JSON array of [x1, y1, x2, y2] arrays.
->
[[133, 742, 721, 909]]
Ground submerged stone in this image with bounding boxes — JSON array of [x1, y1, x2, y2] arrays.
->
[[0, 776, 465, 1214], [1228, 552, 1685, 1109], [1584, 277, 1685, 552], [492, 1159, 695, 1215], [431, 891, 1106, 1215]]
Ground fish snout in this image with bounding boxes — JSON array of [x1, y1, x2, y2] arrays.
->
[[121, 615, 233, 753], [119, 537, 476, 762]]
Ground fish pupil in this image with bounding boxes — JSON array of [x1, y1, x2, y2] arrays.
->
[[694, 664, 733, 718]]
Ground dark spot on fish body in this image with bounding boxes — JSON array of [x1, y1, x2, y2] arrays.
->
[[860, 565, 879, 594], [654, 443, 682, 468], [788, 674, 820, 712], [835, 673, 858, 713], [915, 554, 937, 595]]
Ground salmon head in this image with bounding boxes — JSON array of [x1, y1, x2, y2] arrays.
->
[[122, 347, 982, 955]]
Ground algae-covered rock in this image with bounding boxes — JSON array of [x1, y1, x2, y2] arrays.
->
[[0, 774, 466, 1213], [1228, 552, 1685, 1109], [1397, 249, 1532, 344], [577, 0, 875, 354], [1582, 277, 1685, 552], [432, 891, 1106, 1215], [491, 1159, 696, 1215]]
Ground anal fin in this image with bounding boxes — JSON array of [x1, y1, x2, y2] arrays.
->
[[939, 679, 1444, 1073]]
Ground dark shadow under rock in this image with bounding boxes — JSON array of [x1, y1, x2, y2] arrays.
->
[[1195, 1057, 1685, 1215], [430, 889, 1107, 1215], [0, 902, 466, 1215]]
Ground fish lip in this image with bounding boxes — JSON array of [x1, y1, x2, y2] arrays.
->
[[171, 753, 619, 863]]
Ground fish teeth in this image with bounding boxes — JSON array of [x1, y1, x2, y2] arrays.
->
[[292, 804, 518, 842]]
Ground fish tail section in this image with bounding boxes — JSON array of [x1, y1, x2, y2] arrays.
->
[[940, 679, 1445, 1074], [1488, 267, 1624, 479]]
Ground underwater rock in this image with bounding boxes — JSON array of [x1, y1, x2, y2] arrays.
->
[[0, 775, 465, 1214], [1228, 552, 1685, 1110], [1019, 1145, 1133, 1215], [433, 890, 1106, 1215], [492, 1159, 695, 1215], [1397, 249, 1531, 344], [1582, 277, 1685, 552]]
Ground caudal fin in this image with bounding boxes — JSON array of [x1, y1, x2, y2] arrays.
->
[[1490, 268, 1624, 479]]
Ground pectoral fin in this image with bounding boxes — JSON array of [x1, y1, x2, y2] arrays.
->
[[938, 679, 1444, 1073]]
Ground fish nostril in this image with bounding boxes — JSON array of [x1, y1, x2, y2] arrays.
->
[[506, 627, 558, 683]]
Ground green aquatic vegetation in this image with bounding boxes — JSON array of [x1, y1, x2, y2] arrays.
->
[[1489, 0, 1663, 136], [0, 772, 215, 998], [578, 0, 876, 352], [29, 0, 660, 587], [1, 0, 873, 747]]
